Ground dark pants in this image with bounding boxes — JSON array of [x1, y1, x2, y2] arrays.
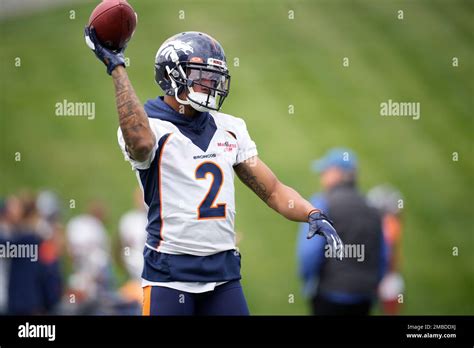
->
[[311, 294, 372, 316], [143, 280, 250, 316]]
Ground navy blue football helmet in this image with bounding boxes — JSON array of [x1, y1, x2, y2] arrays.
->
[[154, 31, 231, 112]]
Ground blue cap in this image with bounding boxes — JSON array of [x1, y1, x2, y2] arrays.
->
[[312, 148, 358, 173]]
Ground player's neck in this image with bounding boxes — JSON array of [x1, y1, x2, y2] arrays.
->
[[163, 95, 198, 118]]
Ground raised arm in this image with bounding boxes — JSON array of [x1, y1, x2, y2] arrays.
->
[[84, 27, 155, 162], [112, 67, 155, 162]]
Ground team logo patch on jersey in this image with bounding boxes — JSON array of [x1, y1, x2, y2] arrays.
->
[[217, 141, 237, 152]]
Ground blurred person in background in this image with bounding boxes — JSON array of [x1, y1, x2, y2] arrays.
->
[[0, 195, 22, 315], [35, 190, 65, 311], [3, 192, 62, 314], [118, 188, 147, 281], [63, 199, 115, 314], [62, 198, 144, 315], [116, 188, 147, 314], [36, 190, 66, 256], [297, 148, 387, 315], [367, 185, 405, 315]]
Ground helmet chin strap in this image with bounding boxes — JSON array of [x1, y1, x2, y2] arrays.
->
[[173, 86, 191, 106]]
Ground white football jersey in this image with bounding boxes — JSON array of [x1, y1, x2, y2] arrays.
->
[[118, 109, 257, 258]]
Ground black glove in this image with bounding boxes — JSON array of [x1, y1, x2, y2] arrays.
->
[[84, 26, 126, 75], [307, 209, 343, 260]]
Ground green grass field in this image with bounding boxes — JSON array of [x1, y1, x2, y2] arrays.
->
[[1, 0, 473, 314]]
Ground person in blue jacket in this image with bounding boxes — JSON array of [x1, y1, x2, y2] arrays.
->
[[297, 148, 388, 315]]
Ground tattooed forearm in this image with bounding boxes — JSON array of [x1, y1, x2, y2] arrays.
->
[[112, 66, 155, 161], [234, 162, 271, 202], [235, 157, 315, 222]]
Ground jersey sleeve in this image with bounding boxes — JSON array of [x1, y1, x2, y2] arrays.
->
[[117, 125, 159, 171], [234, 118, 258, 164]]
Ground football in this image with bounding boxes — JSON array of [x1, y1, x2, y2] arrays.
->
[[88, 0, 137, 51]]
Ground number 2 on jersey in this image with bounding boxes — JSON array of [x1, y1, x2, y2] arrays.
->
[[195, 162, 226, 219]]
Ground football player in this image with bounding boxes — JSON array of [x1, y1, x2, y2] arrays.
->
[[84, 28, 344, 315]]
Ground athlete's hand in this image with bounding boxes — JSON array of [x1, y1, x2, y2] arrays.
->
[[84, 26, 126, 75], [307, 209, 343, 260]]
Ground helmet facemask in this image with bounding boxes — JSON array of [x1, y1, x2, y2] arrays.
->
[[166, 60, 231, 112]]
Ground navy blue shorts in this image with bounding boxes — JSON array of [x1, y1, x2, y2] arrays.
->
[[142, 280, 250, 316]]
